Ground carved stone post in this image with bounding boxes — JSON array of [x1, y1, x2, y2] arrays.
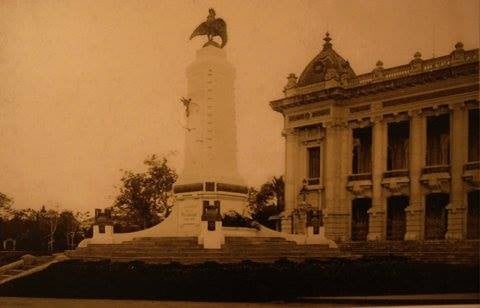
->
[[282, 128, 298, 233], [199, 200, 223, 249], [405, 110, 425, 240], [368, 116, 387, 240], [446, 103, 467, 239]]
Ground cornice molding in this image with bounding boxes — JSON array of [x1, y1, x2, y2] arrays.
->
[[270, 61, 479, 113]]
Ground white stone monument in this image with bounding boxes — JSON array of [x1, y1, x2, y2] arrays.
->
[[79, 9, 337, 249], [174, 45, 248, 234]]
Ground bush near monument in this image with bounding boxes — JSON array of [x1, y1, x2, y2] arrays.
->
[[112, 155, 177, 231], [247, 176, 284, 229], [0, 257, 477, 301]]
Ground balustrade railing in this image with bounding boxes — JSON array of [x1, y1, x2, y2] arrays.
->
[[348, 173, 372, 181], [463, 161, 480, 171], [383, 169, 409, 178], [422, 165, 451, 175], [352, 49, 478, 86], [307, 178, 320, 186]]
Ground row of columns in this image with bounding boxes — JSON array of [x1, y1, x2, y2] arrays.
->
[[368, 104, 469, 240], [283, 103, 473, 240]]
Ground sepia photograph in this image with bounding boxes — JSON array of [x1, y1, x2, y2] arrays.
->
[[0, 0, 479, 306]]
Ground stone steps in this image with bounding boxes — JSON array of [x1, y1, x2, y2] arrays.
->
[[339, 240, 480, 265], [71, 249, 341, 257], [0, 255, 59, 285], [67, 255, 348, 265], [66, 236, 343, 264]]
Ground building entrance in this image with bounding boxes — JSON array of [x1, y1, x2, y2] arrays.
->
[[467, 190, 480, 239], [351, 198, 371, 241], [425, 193, 449, 240], [387, 196, 408, 240]]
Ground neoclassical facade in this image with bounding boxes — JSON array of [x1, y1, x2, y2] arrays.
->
[[270, 33, 479, 242]]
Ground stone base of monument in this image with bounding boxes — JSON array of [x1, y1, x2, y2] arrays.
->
[[68, 229, 342, 264], [78, 206, 337, 251], [198, 221, 224, 249], [80, 193, 337, 250], [305, 226, 328, 245]]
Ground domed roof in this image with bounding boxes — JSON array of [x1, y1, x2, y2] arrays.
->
[[297, 33, 357, 87]]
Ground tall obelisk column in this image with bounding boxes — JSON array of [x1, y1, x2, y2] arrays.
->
[[178, 46, 244, 186], [172, 46, 247, 236]]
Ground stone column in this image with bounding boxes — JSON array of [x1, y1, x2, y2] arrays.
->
[[323, 121, 340, 239], [446, 103, 467, 239], [282, 128, 298, 233], [405, 110, 425, 240], [338, 124, 352, 241], [368, 117, 387, 241]]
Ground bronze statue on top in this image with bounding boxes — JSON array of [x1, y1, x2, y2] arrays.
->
[[190, 8, 227, 48]]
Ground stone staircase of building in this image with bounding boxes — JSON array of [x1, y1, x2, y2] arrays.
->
[[339, 240, 480, 265], [65, 236, 348, 264], [0, 254, 65, 285]]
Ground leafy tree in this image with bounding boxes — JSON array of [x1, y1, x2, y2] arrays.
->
[[0, 197, 91, 252], [113, 155, 177, 230], [55, 210, 89, 250], [0, 192, 13, 219], [248, 176, 285, 229]]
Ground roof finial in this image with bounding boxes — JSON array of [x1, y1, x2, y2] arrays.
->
[[323, 32, 332, 49]]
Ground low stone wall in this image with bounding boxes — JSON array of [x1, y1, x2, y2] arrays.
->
[[339, 240, 480, 265]]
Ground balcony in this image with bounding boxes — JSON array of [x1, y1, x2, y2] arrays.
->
[[422, 165, 451, 175], [420, 165, 451, 193], [348, 173, 372, 181], [303, 178, 323, 191], [347, 173, 373, 198], [463, 161, 480, 188], [382, 169, 410, 196], [383, 170, 409, 178]]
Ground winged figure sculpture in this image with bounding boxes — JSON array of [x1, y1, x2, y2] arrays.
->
[[190, 8, 227, 48]]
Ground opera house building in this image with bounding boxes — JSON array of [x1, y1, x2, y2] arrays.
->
[[270, 33, 479, 242]]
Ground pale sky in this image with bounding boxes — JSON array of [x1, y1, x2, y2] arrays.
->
[[0, 0, 479, 212]]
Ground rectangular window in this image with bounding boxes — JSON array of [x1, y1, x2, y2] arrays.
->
[[387, 121, 410, 170], [307, 147, 320, 179], [352, 127, 372, 174], [426, 114, 450, 166]]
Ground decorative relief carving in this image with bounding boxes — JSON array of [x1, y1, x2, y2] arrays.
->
[[382, 85, 479, 108], [381, 176, 410, 196], [407, 109, 424, 118], [383, 112, 410, 123], [420, 172, 451, 193], [349, 104, 371, 113], [311, 108, 330, 117], [347, 118, 372, 129], [422, 104, 451, 117], [448, 101, 466, 111], [298, 126, 324, 143], [288, 112, 311, 122], [346, 179, 373, 198], [462, 162, 480, 189]]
